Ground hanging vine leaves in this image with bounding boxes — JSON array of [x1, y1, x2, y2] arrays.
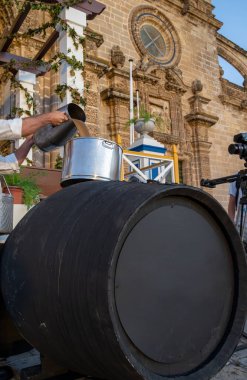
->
[[0, 0, 88, 115]]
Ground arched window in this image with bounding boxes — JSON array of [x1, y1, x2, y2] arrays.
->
[[218, 56, 244, 86]]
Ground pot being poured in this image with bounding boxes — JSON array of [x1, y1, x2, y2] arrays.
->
[[61, 137, 123, 186], [34, 103, 89, 152]]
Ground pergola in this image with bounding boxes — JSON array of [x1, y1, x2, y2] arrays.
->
[[0, 0, 105, 75], [0, 0, 105, 154]]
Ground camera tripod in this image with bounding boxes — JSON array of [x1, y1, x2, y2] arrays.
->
[[201, 169, 247, 243], [201, 170, 247, 342]]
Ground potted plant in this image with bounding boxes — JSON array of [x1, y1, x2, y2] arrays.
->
[[3, 172, 41, 209], [128, 105, 164, 135]]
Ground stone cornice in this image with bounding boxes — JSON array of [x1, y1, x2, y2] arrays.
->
[[106, 67, 130, 80], [100, 88, 130, 103], [146, 0, 222, 29], [188, 94, 211, 109], [191, 140, 212, 149], [185, 112, 219, 127], [217, 33, 247, 58], [151, 131, 180, 145], [85, 57, 110, 77], [183, 6, 222, 29], [133, 69, 159, 85], [219, 79, 247, 110]]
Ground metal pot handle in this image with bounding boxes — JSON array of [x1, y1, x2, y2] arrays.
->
[[0, 175, 11, 195], [102, 140, 115, 150]]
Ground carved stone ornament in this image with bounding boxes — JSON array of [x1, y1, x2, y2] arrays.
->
[[181, 0, 190, 15], [192, 79, 203, 95], [241, 99, 247, 109], [111, 46, 125, 69], [84, 27, 104, 58], [84, 27, 104, 48], [165, 68, 187, 95]]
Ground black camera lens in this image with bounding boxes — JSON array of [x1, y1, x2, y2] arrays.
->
[[228, 144, 241, 155], [228, 143, 247, 159]]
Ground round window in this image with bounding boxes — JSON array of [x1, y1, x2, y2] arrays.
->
[[130, 6, 181, 67], [140, 25, 166, 58]]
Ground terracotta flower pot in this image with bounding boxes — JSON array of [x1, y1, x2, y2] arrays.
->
[[3, 186, 24, 204]]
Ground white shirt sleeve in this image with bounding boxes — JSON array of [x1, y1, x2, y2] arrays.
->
[[0, 153, 19, 174], [0, 118, 22, 139]]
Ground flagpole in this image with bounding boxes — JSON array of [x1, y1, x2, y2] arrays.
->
[[136, 89, 140, 119], [129, 59, 134, 145]]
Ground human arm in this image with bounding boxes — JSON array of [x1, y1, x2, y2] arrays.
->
[[21, 111, 68, 137], [228, 194, 236, 222], [0, 136, 34, 174], [228, 180, 238, 222], [0, 111, 68, 140]]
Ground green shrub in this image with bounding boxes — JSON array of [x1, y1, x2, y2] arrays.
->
[[4, 172, 41, 209]]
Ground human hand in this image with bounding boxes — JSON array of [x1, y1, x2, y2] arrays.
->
[[48, 111, 69, 126], [22, 111, 69, 137]]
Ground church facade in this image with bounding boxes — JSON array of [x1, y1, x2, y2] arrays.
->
[[1, 0, 247, 208]]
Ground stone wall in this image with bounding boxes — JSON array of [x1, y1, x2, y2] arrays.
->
[[85, 0, 247, 209]]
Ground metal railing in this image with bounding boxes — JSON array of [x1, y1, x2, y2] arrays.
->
[[122, 145, 179, 183]]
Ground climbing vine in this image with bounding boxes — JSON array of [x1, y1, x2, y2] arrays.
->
[[0, 0, 88, 116]]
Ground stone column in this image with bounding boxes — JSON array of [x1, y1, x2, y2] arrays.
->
[[101, 84, 130, 146], [185, 80, 218, 187]]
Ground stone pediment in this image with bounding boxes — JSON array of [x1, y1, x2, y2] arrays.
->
[[134, 63, 188, 95], [165, 68, 188, 95]]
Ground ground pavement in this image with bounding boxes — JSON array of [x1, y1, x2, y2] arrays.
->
[[212, 336, 247, 380]]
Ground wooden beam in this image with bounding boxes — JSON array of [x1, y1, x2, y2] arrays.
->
[[0, 3, 31, 52], [40, 0, 106, 20], [0, 52, 47, 75], [34, 30, 59, 61], [73, 1, 106, 19], [0, 0, 106, 76]]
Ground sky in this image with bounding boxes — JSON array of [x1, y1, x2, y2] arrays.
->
[[212, 0, 247, 86]]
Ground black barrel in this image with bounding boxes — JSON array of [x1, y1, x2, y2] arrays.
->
[[1, 181, 247, 380]]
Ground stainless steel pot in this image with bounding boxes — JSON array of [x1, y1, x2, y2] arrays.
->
[[61, 137, 122, 186]]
